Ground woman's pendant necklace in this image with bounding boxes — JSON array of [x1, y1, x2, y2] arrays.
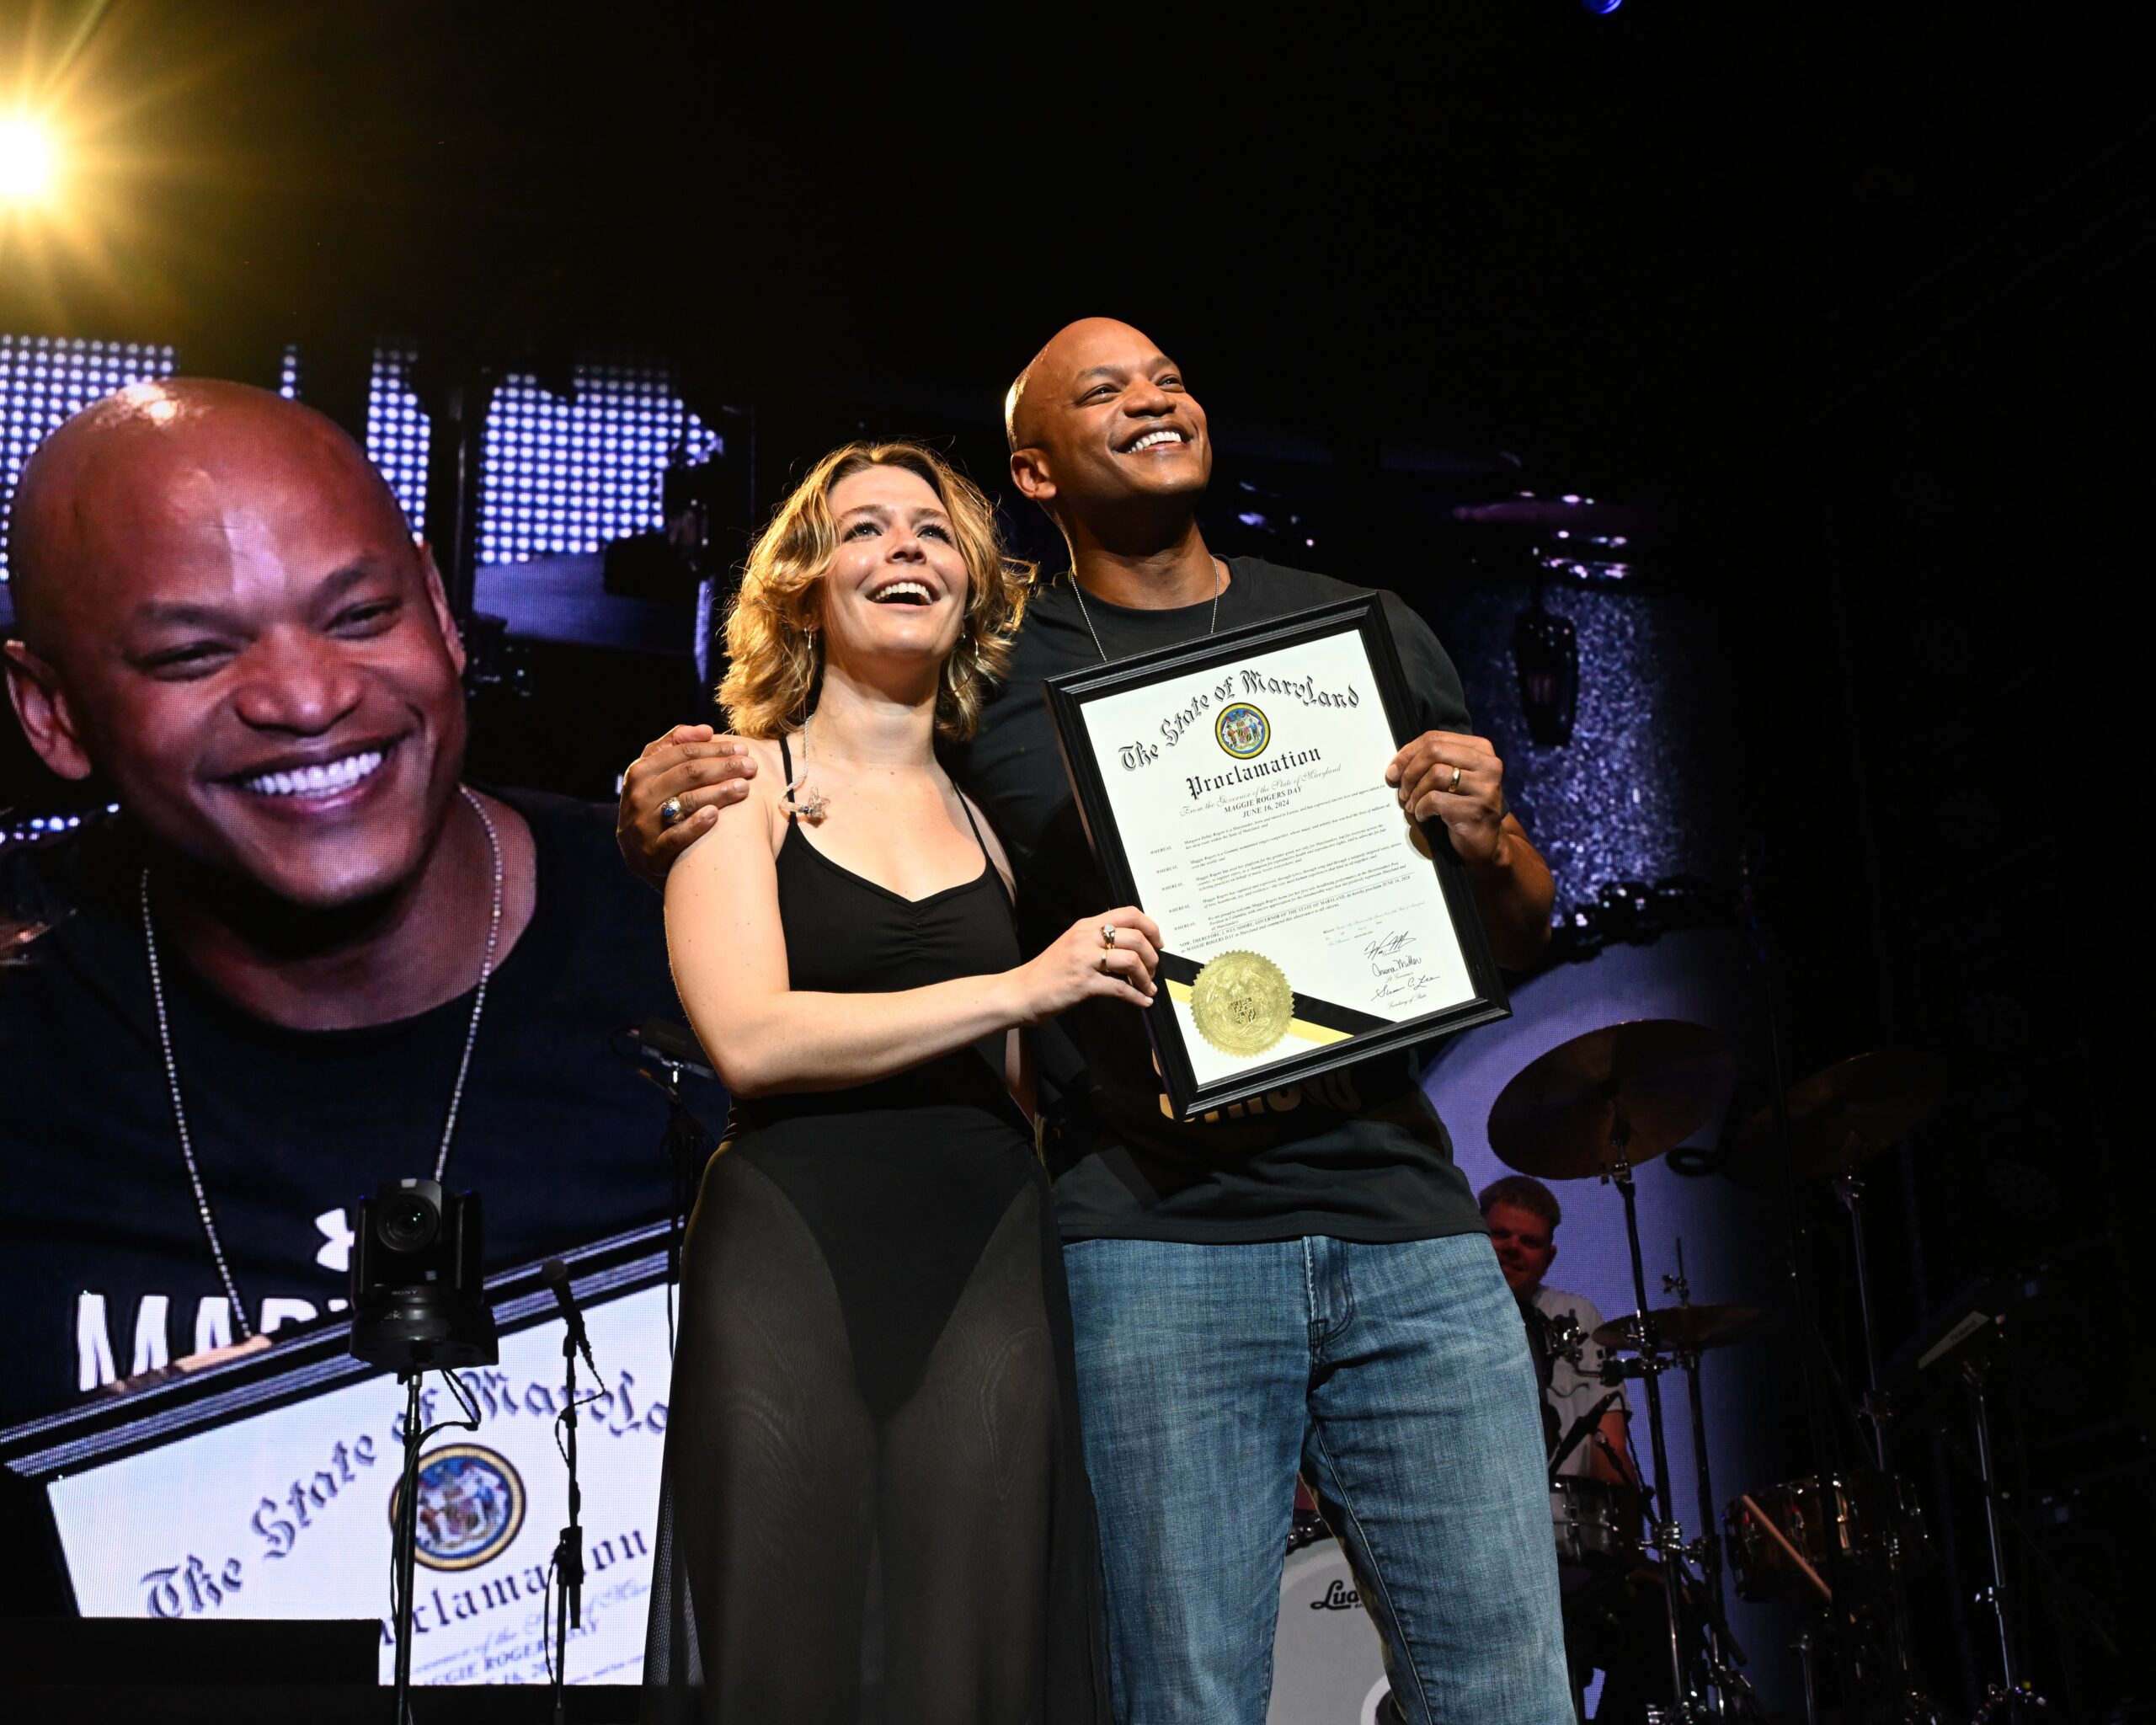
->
[[783, 713, 828, 820]]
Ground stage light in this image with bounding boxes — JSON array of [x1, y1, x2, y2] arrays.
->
[[478, 362, 717, 565], [366, 341, 432, 536], [1581, 0, 1624, 13], [0, 117, 56, 204]]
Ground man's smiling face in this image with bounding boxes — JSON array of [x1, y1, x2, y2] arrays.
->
[[1008, 318, 1213, 526], [1485, 1200, 1557, 1295], [5, 382, 468, 910]]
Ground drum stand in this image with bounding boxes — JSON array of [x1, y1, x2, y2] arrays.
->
[[1833, 1166, 1947, 1723], [1595, 1130, 1770, 1723], [1599, 1114, 1711, 1723], [1663, 1258, 1760, 1720], [1963, 1354, 2046, 1721], [1833, 1169, 1890, 1469]]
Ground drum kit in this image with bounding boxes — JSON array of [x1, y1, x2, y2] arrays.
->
[[1485, 1019, 1964, 1724]]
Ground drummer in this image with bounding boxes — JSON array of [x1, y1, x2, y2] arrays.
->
[[1480, 1175, 1637, 1487]]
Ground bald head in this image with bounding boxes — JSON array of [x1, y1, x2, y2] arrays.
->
[[3, 376, 470, 912], [8, 378, 410, 659], [1004, 318, 1212, 545], [1006, 317, 1167, 452]]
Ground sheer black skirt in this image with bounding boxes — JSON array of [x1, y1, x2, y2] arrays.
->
[[643, 1097, 1108, 1725]]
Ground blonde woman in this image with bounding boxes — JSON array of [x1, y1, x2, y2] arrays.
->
[[643, 443, 1151, 1722]]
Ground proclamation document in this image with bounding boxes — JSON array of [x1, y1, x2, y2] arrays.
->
[[1045, 598, 1508, 1117]]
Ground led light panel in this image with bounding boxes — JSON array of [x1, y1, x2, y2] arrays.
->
[[366, 341, 430, 537], [0, 336, 179, 583], [478, 364, 718, 565]]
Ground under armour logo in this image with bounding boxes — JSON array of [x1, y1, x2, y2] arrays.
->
[[314, 1207, 355, 1273]]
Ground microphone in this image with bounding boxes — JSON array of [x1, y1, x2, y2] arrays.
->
[[539, 1258, 597, 1377], [635, 1015, 715, 1079]]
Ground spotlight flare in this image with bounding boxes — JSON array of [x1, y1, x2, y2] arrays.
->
[[0, 119, 56, 203]]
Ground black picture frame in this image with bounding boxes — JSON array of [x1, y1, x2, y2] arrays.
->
[[1043, 595, 1511, 1119]]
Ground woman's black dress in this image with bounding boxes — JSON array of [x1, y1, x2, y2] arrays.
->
[[643, 743, 1107, 1724]]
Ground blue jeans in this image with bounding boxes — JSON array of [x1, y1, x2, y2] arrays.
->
[[1063, 1231, 1572, 1725]]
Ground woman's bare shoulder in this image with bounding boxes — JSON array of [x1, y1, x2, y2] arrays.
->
[[674, 733, 792, 873]]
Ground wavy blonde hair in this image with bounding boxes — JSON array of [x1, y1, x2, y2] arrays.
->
[[718, 441, 1033, 743]]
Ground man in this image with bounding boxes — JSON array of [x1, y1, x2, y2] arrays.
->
[[618, 319, 1572, 1723], [1481, 1173, 1636, 1487], [0, 380, 714, 1429], [1483, 1174, 1678, 1724]]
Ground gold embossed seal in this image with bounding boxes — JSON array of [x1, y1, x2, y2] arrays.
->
[[1189, 950, 1294, 1057]]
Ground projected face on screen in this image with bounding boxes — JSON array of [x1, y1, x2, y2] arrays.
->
[[4, 380, 470, 911]]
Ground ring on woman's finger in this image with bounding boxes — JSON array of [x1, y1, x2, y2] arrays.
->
[[659, 796, 687, 829], [1102, 924, 1118, 948], [1098, 953, 1113, 975]]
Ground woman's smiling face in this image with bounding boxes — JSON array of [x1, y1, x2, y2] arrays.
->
[[816, 463, 970, 677]]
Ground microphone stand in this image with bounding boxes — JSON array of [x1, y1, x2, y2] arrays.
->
[[552, 1325, 584, 1724], [657, 1058, 702, 1354], [629, 1017, 712, 1356]]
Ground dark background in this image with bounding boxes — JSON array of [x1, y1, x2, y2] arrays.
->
[[3, 2, 2147, 1714]]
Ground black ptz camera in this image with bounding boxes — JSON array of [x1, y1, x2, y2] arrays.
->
[[348, 1178, 498, 1370]]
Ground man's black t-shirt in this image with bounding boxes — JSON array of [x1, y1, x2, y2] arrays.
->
[[947, 556, 1492, 1247], [0, 790, 718, 1429]]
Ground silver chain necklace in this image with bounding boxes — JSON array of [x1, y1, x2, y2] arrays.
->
[[140, 785, 505, 1338], [1070, 557, 1226, 663]]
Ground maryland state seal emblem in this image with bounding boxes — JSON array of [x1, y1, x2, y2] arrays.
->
[[1214, 702, 1271, 760], [390, 1444, 526, 1572]]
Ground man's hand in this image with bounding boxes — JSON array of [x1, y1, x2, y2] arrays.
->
[[1386, 727, 1555, 968], [617, 724, 756, 889], [1385, 729, 1506, 864]]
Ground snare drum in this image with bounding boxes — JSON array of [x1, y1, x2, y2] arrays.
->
[[1724, 1471, 1928, 1603], [1550, 1475, 1643, 1573]]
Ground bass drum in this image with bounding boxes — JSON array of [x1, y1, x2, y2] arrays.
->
[[1267, 1541, 1392, 1725], [1724, 1471, 1929, 1604]]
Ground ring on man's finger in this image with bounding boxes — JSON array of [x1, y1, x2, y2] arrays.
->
[[659, 796, 687, 830], [1448, 765, 1462, 793]]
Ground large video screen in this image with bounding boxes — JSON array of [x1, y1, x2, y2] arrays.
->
[[8, 1231, 671, 1686]]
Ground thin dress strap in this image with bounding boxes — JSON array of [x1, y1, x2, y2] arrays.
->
[[952, 783, 990, 862], [950, 782, 1012, 905]]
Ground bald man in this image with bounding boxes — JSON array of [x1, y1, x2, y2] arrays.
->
[[618, 321, 1570, 1723], [0, 380, 713, 1429]]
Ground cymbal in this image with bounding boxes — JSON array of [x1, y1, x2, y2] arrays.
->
[[1731, 1049, 1950, 1183], [1452, 499, 1655, 537], [1593, 1303, 1769, 1355], [1487, 1019, 1737, 1180]]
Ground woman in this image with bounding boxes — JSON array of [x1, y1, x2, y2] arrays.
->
[[643, 441, 1157, 1722]]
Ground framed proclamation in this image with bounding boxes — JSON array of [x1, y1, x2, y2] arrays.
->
[[1043, 595, 1511, 1119]]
